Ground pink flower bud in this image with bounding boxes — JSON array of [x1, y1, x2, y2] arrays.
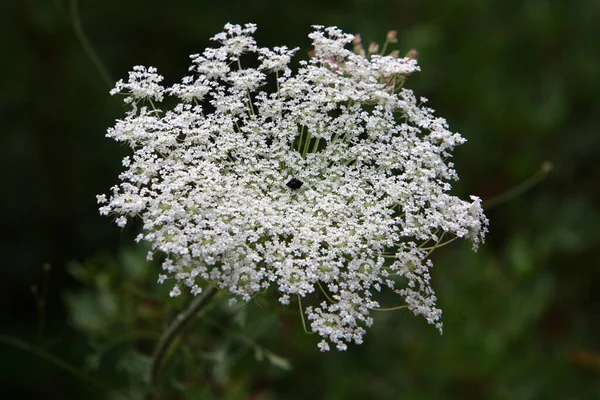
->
[[354, 43, 366, 57], [405, 49, 419, 60], [386, 30, 398, 43], [368, 42, 379, 54]]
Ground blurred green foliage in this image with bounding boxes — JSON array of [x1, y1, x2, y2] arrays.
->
[[1, 0, 599, 399]]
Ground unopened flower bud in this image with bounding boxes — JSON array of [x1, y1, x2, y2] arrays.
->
[[386, 30, 398, 43], [405, 49, 419, 60], [368, 42, 379, 54], [354, 43, 366, 57], [541, 161, 553, 173]]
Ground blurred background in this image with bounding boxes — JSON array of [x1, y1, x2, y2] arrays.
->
[[1, 0, 599, 399]]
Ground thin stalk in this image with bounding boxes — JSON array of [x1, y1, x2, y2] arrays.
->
[[420, 238, 462, 253], [425, 238, 458, 258], [311, 137, 321, 153], [246, 91, 256, 116], [302, 131, 312, 158], [483, 161, 553, 210], [36, 263, 52, 342], [418, 231, 446, 251], [234, 120, 242, 133], [147, 99, 160, 114], [296, 125, 306, 152], [370, 305, 408, 311], [390, 75, 397, 95], [237, 59, 256, 117], [0, 335, 128, 399], [96, 330, 161, 358], [69, 0, 113, 88], [380, 38, 391, 57], [316, 281, 337, 304], [415, 229, 441, 248], [297, 295, 314, 335], [150, 286, 218, 397]]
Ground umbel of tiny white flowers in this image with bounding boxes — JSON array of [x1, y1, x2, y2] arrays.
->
[[98, 23, 488, 352]]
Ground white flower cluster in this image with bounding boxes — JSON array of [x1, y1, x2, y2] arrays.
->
[[98, 23, 487, 351]]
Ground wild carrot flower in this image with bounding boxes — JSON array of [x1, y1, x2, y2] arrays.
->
[[98, 23, 487, 351]]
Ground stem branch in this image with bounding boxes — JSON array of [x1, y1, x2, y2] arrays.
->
[[0, 335, 127, 399], [483, 161, 553, 210], [69, 0, 113, 88], [150, 286, 218, 396]]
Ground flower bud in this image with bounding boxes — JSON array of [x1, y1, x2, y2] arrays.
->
[[368, 42, 379, 54], [353, 43, 366, 57], [386, 30, 398, 43], [405, 49, 419, 60]]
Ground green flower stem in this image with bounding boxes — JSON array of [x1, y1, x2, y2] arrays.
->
[[316, 281, 336, 304], [0, 335, 128, 399], [69, 0, 113, 88], [302, 131, 312, 157], [311, 136, 321, 153], [35, 263, 52, 342], [371, 305, 408, 311], [297, 295, 314, 335], [149, 285, 218, 397], [483, 161, 553, 210]]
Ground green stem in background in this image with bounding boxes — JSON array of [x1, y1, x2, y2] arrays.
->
[[296, 125, 306, 152], [311, 136, 321, 153], [379, 38, 391, 57], [371, 305, 408, 312], [302, 131, 312, 158], [316, 281, 336, 305], [0, 336, 128, 399], [275, 71, 281, 94], [95, 330, 161, 360], [33, 263, 52, 342], [149, 286, 218, 398], [69, 0, 113, 88], [296, 295, 314, 335], [483, 161, 553, 210], [237, 59, 256, 117], [421, 236, 459, 254]]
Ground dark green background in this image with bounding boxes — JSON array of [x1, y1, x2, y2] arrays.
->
[[2, 0, 599, 399]]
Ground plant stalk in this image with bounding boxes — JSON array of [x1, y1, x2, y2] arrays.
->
[[149, 286, 218, 397]]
